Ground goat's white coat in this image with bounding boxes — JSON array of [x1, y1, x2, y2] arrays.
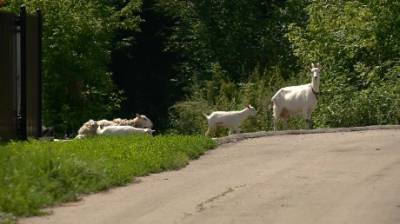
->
[[204, 105, 257, 136], [97, 119, 116, 127], [132, 114, 153, 129], [76, 119, 98, 139], [75, 114, 154, 139], [96, 125, 155, 136], [271, 63, 321, 130]]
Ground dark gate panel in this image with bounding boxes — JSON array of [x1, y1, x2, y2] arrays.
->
[[26, 13, 41, 137], [0, 6, 42, 141], [0, 12, 18, 140]]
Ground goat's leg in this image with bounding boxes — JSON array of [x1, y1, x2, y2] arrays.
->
[[305, 119, 312, 129], [303, 110, 312, 129], [282, 119, 288, 130], [233, 127, 241, 134], [205, 126, 212, 137], [272, 104, 279, 131], [273, 118, 278, 131]]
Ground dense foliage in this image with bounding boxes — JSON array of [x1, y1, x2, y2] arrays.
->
[[1, 0, 399, 134], [287, 0, 400, 128], [167, 0, 400, 134]]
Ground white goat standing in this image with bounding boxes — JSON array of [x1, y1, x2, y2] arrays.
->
[[96, 125, 155, 136], [204, 105, 257, 136], [271, 63, 321, 130]]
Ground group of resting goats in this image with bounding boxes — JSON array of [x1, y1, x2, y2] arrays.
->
[[76, 63, 321, 138], [76, 114, 155, 139]]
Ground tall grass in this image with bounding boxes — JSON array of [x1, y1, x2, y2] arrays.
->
[[0, 135, 215, 219]]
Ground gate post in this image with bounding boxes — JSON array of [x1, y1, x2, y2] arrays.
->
[[17, 5, 27, 140], [0, 11, 18, 140], [36, 9, 42, 138]]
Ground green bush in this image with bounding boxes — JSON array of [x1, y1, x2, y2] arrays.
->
[[168, 67, 309, 135], [314, 82, 400, 128], [169, 63, 400, 135]]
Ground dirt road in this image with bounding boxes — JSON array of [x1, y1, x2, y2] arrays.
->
[[20, 129, 400, 224]]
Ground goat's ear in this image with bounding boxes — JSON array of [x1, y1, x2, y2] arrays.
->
[[311, 63, 315, 68], [135, 113, 140, 118]]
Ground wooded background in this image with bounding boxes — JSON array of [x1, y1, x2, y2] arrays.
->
[[2, 0, 400, 135]]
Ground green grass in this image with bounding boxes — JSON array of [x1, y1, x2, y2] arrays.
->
[[0, 135, 215, 219]]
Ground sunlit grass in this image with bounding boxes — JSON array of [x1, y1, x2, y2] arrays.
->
[[0, 135, 215, 219]]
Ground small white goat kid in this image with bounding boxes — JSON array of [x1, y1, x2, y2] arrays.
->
[[204, 105, 257, 136], [96, 125, 155, 136], [271, 63, 321, 130]]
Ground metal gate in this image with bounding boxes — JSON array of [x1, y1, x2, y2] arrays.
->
[[0, 6, 42, 140]]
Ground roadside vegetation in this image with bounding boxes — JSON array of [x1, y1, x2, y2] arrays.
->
[[1, 0, 400, 222], [2, 1, 399, 135], [0, 135, 215, 220]]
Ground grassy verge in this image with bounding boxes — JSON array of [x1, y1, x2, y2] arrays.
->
[[0, 135, 215, 220]]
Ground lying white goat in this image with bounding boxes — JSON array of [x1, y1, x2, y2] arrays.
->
[[271, 63, 321, 130], [204, 105, 257, 136], [76, 114, 154, 139], [76, 119, 98, 139], [111, 114, 153, 128], [96, 125, 155, 136], [97, 119, 116, 127], [132, 113, 153, 129]]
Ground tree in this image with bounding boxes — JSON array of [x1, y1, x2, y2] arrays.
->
[[287, 0, 400, 127], [4, 0, 142, 134], [160, 0, 307, 83]]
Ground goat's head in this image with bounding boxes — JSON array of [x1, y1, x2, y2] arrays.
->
[[82, 119, 98, 134], [86, 119, 97, 127], [310, 63, 321, 82], [246, 105, 257, 116], [133, 113, 154, 129]]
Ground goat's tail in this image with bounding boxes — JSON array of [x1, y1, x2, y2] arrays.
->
[[271, 89, 282, 102], [269, 96, 277, 119], [202, 113, 209, 119]]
